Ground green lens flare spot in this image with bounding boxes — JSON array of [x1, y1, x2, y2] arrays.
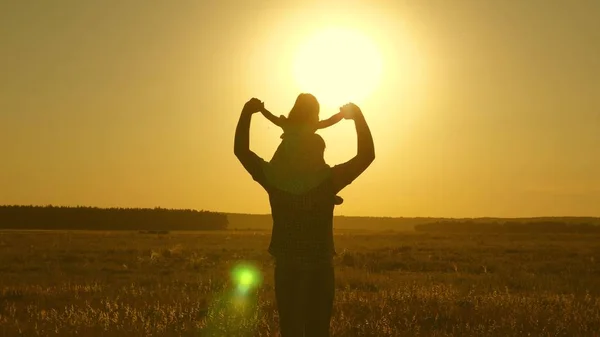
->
[[231, 262, 263, 294], [240, 271, 254, 286]]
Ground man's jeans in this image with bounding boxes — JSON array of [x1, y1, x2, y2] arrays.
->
[[274, 263, 335, 337]]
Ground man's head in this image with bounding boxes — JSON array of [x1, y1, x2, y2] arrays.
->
[[287, 93, 320, 126], [295, 132, 326, 167], [271, 133, 327, 173]]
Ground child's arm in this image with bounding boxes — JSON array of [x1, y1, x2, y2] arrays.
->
[[260, 107, 286, 129], [316, 111, 344, 129]]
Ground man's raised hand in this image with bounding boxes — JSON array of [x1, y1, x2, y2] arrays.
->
[[243, 98, 264, 114], [340, 103, 363, 120]]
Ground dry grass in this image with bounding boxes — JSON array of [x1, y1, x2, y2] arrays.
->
[[1, 230, 599, 336]]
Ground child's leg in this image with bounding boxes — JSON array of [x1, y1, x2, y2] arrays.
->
[[270, 139, 287, 163]]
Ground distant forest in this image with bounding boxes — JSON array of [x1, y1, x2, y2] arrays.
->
[[415, 220, 600, 233], [0, 205, 228, 230], [2, 205, 599, 233]]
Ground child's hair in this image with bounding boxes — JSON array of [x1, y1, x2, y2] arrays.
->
[[287, 93, 320, 126]]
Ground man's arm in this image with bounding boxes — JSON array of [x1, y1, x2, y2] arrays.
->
[[331, 104, 375, 193], [234, 98, 268, 185]]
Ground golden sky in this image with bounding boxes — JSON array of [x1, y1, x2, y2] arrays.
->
[[1, 1, 599, 217]]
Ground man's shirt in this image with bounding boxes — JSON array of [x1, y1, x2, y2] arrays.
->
[[239, 151, 356, 269]]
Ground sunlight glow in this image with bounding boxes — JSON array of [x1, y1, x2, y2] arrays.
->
[[292, 27, 383, 109]]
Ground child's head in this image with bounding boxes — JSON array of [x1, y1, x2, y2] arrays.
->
[[287, 93, 320, 127]]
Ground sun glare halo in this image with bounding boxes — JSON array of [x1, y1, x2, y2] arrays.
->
[[292, 27, 383, 109]]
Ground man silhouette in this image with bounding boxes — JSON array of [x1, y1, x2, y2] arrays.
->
[[234, 96, 375, 337]]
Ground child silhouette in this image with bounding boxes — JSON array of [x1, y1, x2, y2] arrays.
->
[[260, 94, 344, 205]]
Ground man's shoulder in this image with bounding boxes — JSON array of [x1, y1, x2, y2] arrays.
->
[[330, 161, 356, 193]]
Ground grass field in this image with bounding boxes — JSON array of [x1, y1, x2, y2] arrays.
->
[[1, 229, 599, 336]]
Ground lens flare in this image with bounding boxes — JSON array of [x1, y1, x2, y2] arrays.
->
[[201, 262, 264, 335], [231, 262, 263, 294]]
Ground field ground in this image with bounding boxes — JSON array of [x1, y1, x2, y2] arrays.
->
[[1, 230, 599, 336]]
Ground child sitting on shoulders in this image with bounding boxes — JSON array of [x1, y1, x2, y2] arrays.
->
[[260, 93, 344, 205]]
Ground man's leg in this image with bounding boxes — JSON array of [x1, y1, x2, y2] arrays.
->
[[304, 265, 335, 337], [274, 263, 307, 337]]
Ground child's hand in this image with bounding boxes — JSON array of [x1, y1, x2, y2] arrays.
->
[[258, 103, 267, 113], [340, 103, 362, 120], [243, 98, 264, 114]]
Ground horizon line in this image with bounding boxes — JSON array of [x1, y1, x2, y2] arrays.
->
[[1, 204, 599, 220]]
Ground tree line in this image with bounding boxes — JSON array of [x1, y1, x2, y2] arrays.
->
[[414, 220, 600, 234], [0, 205, 228, 230]]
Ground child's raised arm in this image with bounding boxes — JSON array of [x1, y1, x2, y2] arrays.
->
[[260, 107, 286, 129], [316, 111, 344, 129]]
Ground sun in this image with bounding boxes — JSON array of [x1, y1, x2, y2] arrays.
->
[[292, 27, 383, 109]]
